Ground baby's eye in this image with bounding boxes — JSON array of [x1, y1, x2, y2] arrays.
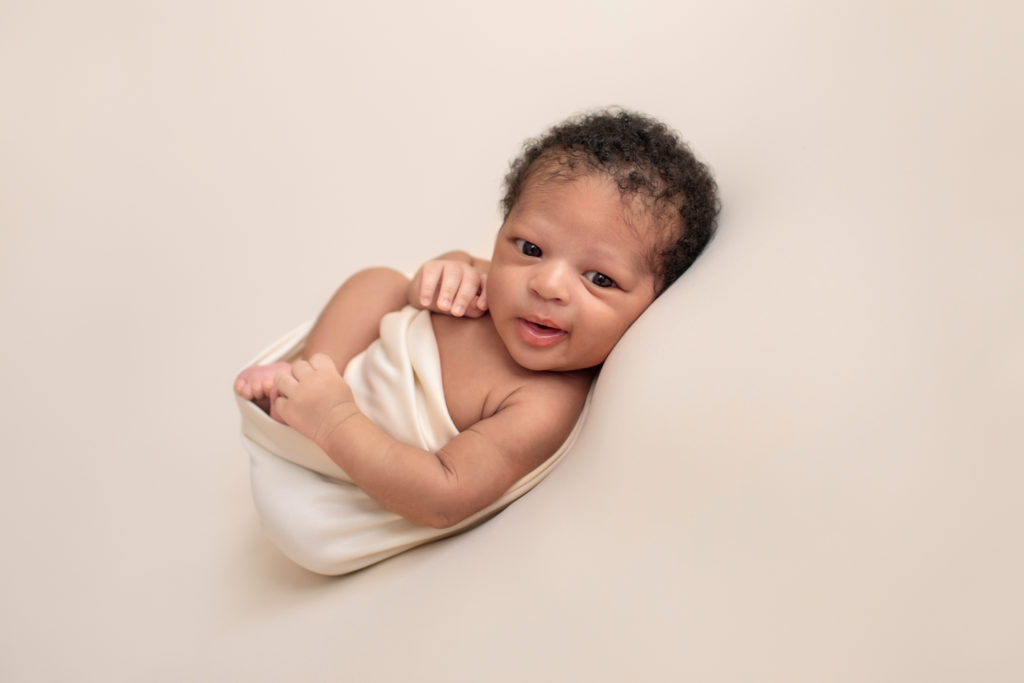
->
[[515, 239, 542, 258], [584, 271, 617, 288]]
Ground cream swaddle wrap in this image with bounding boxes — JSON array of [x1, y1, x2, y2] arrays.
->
[[238, 305, 590, 575]]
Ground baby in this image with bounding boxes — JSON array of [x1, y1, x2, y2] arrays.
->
[[235, 108, 718, 536]]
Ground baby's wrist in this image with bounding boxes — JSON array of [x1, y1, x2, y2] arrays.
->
[[314, 401, 361, 451]]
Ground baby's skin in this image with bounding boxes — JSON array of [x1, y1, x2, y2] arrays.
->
[[234, 171, 660, 528], [233, 257, 489, 422], [234, 362, 291, 422]]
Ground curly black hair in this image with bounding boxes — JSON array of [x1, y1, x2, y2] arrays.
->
[[502, 108, 719, 293]]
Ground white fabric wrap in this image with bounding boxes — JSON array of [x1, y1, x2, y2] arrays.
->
[[237, 306, 590, 575]]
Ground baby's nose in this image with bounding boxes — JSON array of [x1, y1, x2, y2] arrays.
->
[[529, 261, 571, 302]]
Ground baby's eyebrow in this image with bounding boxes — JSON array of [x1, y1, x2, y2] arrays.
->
[[586, 243, 640, 271]]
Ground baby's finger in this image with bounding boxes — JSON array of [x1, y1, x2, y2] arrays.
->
[[273, 373, 295, 399], [268, 389, 285, 424], [460, 296, 487, 318], [436, 267, 464, 312], [450, 275, 481, 316], [272, 395, 289, 420], [476, 275, 488, 310], [418, 263, 443, 307], [290, 359, 313, 380]]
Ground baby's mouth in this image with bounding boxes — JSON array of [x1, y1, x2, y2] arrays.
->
[[516, 318, 567, 347]]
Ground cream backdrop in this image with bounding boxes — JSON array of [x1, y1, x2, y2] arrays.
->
[[2, 1, 1021, 681]]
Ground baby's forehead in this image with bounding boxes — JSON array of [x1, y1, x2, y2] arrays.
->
[[516, 171, 672, 279]]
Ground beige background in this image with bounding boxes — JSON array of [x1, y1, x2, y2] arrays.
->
[[2, 1, 1022, 681]]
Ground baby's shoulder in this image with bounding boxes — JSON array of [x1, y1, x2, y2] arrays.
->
[[511, 362, 593, 400], [505, 366, 592, 434]]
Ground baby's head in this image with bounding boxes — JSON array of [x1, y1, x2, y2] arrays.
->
[[503, 108, 719, 295], [485, 108, 719, 372]]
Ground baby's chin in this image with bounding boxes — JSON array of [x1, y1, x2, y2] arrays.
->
[[505, 346, 603, 373]]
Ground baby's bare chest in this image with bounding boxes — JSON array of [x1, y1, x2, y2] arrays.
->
[[431, 314, 531, 432]]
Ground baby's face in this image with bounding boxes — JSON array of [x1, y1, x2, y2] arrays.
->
[[487, 172, 660, 372]]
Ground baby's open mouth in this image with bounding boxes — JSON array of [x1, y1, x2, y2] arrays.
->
[[517, 318, 567, 347]]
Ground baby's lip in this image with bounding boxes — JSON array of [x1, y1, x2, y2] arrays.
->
[[523, 316, 564, 332], [517, 317, 568, 348]]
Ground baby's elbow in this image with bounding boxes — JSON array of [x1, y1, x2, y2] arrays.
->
[[408, 495, 479, 529], [411, 506, 465, 530], [416, 453, 480, 529], [422, 516, 455, 530]]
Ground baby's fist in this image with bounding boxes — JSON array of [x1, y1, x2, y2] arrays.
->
[[273, 353, 357, 447]]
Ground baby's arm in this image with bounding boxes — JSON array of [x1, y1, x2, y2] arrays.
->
[[303, 267, 411, 370], [408, 250, 490, 318], [235, 256, 492, 416], [234, 267, 410, 419], [274, 354, 588, 528]]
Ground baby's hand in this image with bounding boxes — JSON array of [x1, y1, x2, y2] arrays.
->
[[273, 354, 358, 448], [409, 259, 488, 318]]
